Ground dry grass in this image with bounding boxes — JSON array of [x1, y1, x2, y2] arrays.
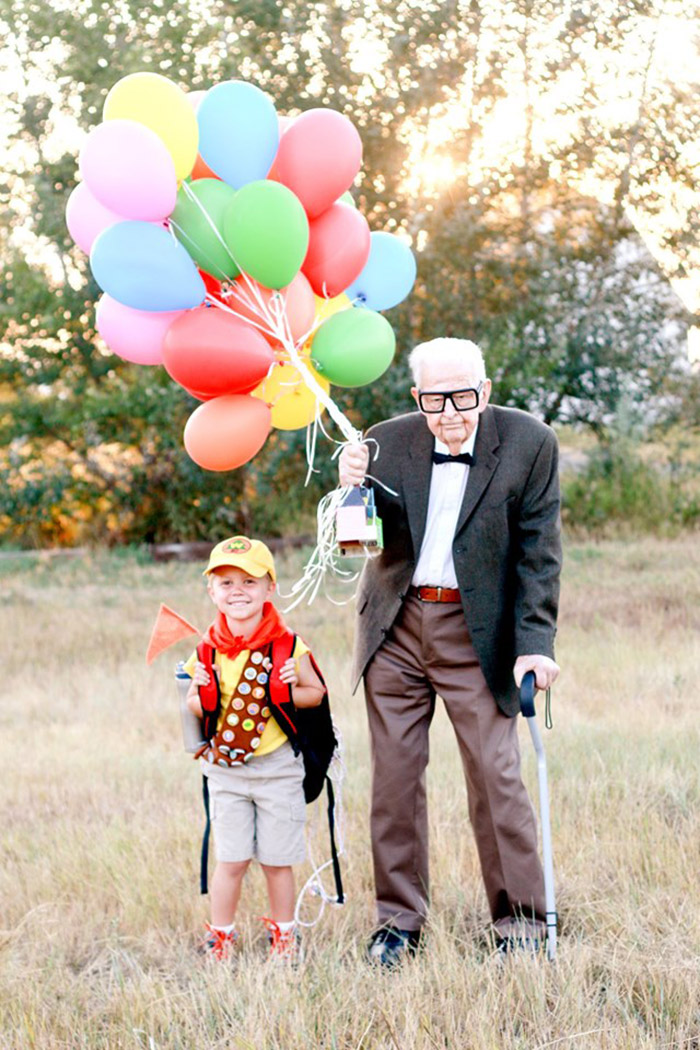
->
[[1, 538, 699, 1050]]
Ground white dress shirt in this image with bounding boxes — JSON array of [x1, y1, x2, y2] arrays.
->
[[411, 426, 478, 588]]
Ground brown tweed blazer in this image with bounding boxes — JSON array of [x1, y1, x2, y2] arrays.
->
[[351, 404, 562, 717]]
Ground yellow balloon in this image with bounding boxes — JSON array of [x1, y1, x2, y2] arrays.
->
[[103, 73, 198, 181], [252, 362, 330, 431], [314, 293, 351, 325]]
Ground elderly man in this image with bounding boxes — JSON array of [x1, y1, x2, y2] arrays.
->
[[339, 337, 561, 966]]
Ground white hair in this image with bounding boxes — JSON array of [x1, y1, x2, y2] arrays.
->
[[408, 338, 486, 387]]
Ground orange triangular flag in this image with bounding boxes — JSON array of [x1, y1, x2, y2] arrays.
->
[[146, 604, 201, 665]]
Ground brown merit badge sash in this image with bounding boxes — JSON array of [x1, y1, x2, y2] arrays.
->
[[200, 648, 274, 767]]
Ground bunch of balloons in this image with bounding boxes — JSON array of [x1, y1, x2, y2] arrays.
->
[[66, 72, 417, 471]]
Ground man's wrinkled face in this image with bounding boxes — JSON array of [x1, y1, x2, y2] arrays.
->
[[411, 362, 492, 446]]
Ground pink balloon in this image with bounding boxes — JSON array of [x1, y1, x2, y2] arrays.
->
[[229, 272, 316, 347], [272, 109, 362, 219], [65, 182, 124, 254], [96, 294, 183, 365], [80, 119, 177, 221], [303, 203, 371, 298]]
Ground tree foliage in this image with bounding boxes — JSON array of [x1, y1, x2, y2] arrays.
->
[[1, 0, 698, 545]]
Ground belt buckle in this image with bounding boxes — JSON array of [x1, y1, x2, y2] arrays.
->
[[436, 586, 443, 602]]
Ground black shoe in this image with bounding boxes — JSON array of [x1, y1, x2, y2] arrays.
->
[[366, 926, 422, 968], [495, 931, 544, 957]]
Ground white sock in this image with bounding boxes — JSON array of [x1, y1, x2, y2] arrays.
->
[[211, 922, 237, 935], [275, 920, 296, 932]]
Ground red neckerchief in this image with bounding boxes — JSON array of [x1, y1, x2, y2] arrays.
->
[[203, 602, 289, 659]]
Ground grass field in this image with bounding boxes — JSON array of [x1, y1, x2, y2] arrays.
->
[[1, 537, 699, 1050]]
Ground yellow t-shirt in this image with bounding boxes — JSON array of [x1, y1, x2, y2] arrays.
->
[[183, 636, 310, 757]]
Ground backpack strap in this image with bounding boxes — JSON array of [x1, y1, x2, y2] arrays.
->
[[325, 776, 345, 904], [268, 632, 298, 735], [196, 641, 221, 741], [200, 773, 211, 895]]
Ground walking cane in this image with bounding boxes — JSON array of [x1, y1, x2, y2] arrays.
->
[[520, 670, 557, 961]]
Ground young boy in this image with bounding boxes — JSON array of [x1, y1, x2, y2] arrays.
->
[[183, 535, 325, 962]]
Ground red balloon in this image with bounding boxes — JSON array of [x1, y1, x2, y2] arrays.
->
[[272, 109, 362, 219], [199, 270, 225, 303], [228, 272, 316, 348], [302, 203, 371, 299], [163, 306, 274, 399], [184, 394, 271, 471]]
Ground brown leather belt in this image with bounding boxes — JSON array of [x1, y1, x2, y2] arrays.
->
[[408, 584, 461, 603]]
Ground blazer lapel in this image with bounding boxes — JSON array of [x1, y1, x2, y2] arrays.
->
[[402, 417, 434, 559], [455, 407, 500, 536]]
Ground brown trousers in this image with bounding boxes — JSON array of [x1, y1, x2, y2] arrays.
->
[[364, 595, 545, 933]]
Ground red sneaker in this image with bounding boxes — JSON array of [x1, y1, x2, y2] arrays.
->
[[260, 917, 302, 965], [198, 923, 239, 961]]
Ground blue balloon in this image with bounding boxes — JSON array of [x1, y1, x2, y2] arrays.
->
[[197, 81, 279, 189], [345, 231, 417, 311], [90, 222, 206, 312]]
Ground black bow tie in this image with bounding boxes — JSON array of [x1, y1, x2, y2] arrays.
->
[[432, 450, 475, 466]]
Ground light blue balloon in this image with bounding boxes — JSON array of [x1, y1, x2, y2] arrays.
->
[[90, 221, 206, 312], [197, 81, 279, 189], [345, 231, 417, 311]]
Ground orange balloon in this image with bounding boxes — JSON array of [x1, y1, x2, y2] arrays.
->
[[228, 272, 315, 349], [184, 394, 271, 471]]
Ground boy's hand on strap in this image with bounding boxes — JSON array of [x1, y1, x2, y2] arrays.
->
[[190, 660, 212, 687], [278, 657, 299, 688]]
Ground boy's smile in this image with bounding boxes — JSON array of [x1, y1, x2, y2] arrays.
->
[[207, 566, 275, 633]]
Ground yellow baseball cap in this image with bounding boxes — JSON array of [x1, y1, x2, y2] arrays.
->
[[204, 536, 276, 583]]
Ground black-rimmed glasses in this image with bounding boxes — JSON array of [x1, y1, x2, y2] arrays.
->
[[418, 383, 483, 413]]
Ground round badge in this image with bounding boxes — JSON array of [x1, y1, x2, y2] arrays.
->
[[232, 698, 245, 710], [250, 737, 260, 749], [222, 730, 234, 742], [257, 722, 266, 734], [251, 652, 263, 665], [256, 672, 268, 685], [244, 667, 257, 681], [217, 758, 228, 767], [227, 713, 240, 726], [252, 686, 265, 700], [219, 744, 230, 754], [262, 657, 272, 671], [247, 703, 260, 716], [242, 718, 255, 732], [261, 706, 270, 718], [238, 682, 251, 696], [243, 753, 253, 762]]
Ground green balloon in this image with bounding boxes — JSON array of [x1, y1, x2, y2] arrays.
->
[[170, 179, 240, 280], [311, 308, 396, 387], [223, 181, 309, 290]]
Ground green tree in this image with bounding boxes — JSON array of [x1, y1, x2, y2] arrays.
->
[[1, 0, 698, 545]]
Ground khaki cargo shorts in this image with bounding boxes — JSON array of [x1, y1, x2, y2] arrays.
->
[[203, 741, 307, 866]]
